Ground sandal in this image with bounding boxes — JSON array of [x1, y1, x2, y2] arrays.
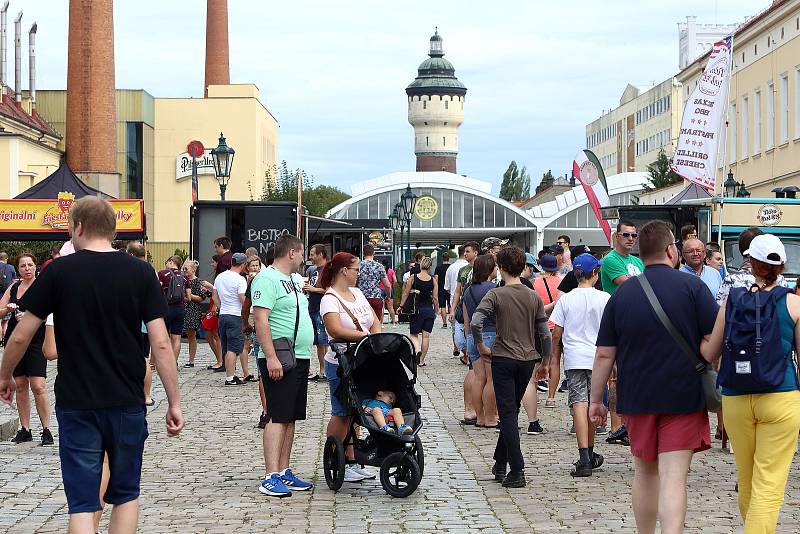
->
[[243, 374, 257, 382], [459, 355, 469, 365], [460, 418, 477, 426], [183, 362, 195, 368], [145, 399, 155, 407]]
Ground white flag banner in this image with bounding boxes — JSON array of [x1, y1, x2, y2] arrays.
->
[[670, 36, 733, 191]]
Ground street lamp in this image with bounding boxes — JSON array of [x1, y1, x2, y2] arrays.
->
[[735, 181, 751, 198], [400, 185, 417, 264], [210, 132, 235, 200], [723, 169, 738, 197], [389, 206, 400, 263]]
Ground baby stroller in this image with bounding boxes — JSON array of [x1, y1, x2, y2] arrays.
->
[[323, 332, 424, 497]]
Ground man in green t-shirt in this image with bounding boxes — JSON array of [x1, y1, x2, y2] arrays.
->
[[598, 220, 644, 449], [600, 220, 645, 295], [252, 234, 315, 498]]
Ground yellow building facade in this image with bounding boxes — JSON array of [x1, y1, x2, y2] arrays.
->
[[677, 0, 800, 197], [0, 97, 62, 199], [585, 78, 684, 175], [34, 84, 279, 262], [153, 84, 278, 243]]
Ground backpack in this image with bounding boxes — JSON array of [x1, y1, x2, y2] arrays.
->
[[164, 270, 186, 305], [719, 286, 793, 391], [0, 264, 13, 294]]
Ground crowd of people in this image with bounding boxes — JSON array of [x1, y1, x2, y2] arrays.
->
[[0, 195, 798, 533]]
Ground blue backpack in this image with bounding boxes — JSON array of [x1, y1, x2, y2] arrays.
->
[[719, 286, 793, 391]]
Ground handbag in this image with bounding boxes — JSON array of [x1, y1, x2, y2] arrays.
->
[[272, 280, 300, 372], [636, 274, 722, 412], [399, 275, 419, 316], [201, 296, 218, 331]]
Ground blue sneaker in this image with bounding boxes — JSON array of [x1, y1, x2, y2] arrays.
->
[[259, 473, 292, 497], [279, 468, 313, 491]]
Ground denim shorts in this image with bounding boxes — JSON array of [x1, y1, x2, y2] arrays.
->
[[311, 312, 329, 346], [454, 321, 467, 352], [467, 330, 497, 363], [218, 314, 244, 355], [249, 331, 261, 358], [325, 360, 348, 417], [56, 406, 148, 513]]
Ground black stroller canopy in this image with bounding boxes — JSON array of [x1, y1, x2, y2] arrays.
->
[[347, 333, 417, 376]]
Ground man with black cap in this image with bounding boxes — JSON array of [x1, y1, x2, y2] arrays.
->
[[213, 252, 249, 385]]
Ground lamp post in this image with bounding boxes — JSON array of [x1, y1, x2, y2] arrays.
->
[[389, 206, 400, 264], [400, 185, 417, 264], [735, 181, 751, 198], [723, 169, 738, 198], [210, 132, 235, 201], [394, 201, 405, 264]]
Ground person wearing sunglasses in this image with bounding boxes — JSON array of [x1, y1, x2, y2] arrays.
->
[[600, 220, 644, 295]]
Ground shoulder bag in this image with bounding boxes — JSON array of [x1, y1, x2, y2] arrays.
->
[[399, 275, 419, 316], [272, 276, 300, 372], [636, 274, 722, 412]]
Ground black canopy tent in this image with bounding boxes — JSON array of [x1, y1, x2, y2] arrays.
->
[[0, 162, 146, 241]]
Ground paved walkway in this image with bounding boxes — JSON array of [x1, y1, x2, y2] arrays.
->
[[1, 322, 799, 533]]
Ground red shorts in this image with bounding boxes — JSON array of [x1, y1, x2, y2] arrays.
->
[[367, 298, 384, 320], [625, 410, 711, 463]]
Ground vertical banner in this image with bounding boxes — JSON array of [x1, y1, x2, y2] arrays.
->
[[670, 36, 733, 190], [573, 149, 612, 244]]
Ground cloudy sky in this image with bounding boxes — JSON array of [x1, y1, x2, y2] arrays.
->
[[29, 0, 763, 194]]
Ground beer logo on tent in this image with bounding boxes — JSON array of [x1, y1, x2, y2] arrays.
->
[[414, 196, 439, 221], [42, 192, 76, 230]]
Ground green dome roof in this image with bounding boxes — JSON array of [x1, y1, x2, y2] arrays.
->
[[406, 30, 467, 97]]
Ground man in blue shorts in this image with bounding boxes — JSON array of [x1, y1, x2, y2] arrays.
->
[[0, 196, 184, 533]]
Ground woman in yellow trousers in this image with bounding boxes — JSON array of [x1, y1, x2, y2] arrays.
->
[[702, 235, 800, 534]]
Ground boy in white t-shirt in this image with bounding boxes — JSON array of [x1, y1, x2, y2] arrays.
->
[[549, 253, 610, 478]]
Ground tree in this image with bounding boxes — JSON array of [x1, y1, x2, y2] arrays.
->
[[258, 161, 350, 217], [643, 149, 683, 192], [500, 161, 532, 202]]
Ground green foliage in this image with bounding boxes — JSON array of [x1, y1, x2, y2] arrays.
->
[[0, 241, 63, 266], [500, 161, 531, 202], [260, 161, 350, 217], [643, 149, 683, 193], [173, 248, 188, 264]]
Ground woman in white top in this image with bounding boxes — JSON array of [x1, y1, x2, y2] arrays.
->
[[319, 252, 381, 482]]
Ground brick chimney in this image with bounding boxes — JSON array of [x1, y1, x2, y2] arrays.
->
[[204, 0, 230, 97], [65, 0, 119, 197]]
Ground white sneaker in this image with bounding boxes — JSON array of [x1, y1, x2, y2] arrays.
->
[[350, 464, 376, 480], [343, 464, 369, 482]]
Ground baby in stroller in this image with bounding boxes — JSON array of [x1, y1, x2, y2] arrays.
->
[[362, 390, 413, 434]]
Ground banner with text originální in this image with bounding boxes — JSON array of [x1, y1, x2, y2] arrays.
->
[[0, 195, 144, 234], [670, 36, 732, 191]]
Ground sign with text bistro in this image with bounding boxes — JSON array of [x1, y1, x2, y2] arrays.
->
[[0, 195, 145, 234]]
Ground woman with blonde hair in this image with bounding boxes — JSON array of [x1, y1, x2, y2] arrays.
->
[[182, 259, 210, 367], [400, 256, 437, 366]]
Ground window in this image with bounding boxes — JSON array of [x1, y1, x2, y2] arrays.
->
[[445, 100, 448, 110], [796, 67, 800, 139], [741, 95, 749, 158], [754, 88, 762, 153], [729, 102, 737, 163], [425, 136, 429, 146], [767, 81, 775, 148], [125, 122, 143, 199], [780, 74, 789, 143], [442, 136, 446, 147], [423, 100, 427, 110]]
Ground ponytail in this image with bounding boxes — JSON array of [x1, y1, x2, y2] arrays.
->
[[318, 252, 357, 289]]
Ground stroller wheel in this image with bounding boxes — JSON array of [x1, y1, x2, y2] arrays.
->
[[380, 452, 421, 498], [413, 434, 424, 477], [323, 435, 346, 491]]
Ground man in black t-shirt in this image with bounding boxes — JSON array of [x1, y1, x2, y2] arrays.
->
[[0, 197, 183, 532], [214, 236, 233, 276]]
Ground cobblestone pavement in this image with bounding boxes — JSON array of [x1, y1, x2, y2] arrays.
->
[[1, 321, 800, 533]]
